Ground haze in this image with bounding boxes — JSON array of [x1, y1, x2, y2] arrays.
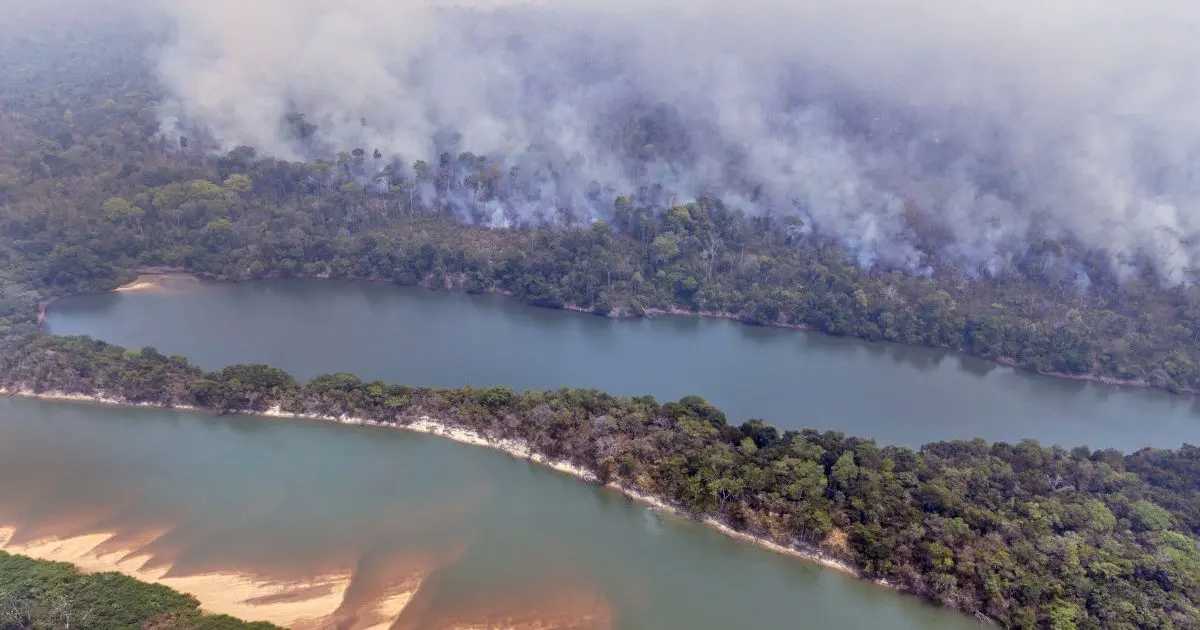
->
[[12, 0, 1200, 283]]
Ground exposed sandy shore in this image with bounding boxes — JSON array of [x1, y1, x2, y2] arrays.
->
[[114, 279, 160, 292], [114, 272, 199, 293], [0, 388, 201, 410], [261, 406, 869, 578], [1, 387, 865, 585], [359, 585, 420, 630], [0, 525, 356, 627]]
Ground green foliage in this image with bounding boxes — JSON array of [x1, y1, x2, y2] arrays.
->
[[0, 551, 276, 630], [476, 386, 515, 409], [832, 451, 859, 490], [222, 174, 253, 194], [1131, 500, 1174, 532], [1048, 599, 1080, 630], [101, 197, 144, 224]]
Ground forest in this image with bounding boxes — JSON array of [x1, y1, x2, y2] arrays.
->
[[2, 335, 1199, 628], [3, 13, 1200, 394], [0, 551, 277, 630], [2, 9, 1200, 630]]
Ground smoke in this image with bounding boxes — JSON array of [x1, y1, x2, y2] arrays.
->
[[150, 0, 1200, 283]]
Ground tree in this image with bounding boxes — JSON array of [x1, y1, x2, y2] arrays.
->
[[832, 451, 859, 491], [223, 173, 253, 193], [1131, 500, 1174, 532], [712, 475, 745, 512], [101, 197, 144, 226], [652, 233, 680, 266], [202, 218, 235, 251]]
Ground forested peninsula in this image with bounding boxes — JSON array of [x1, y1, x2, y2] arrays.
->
[[3, 335, 1200, 628]]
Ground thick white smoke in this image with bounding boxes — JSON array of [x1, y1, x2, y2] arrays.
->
[[153, 0, 1200, 283]]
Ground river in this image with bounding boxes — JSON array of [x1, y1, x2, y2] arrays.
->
[[0, 396, 977, 629], [46, 275, 1200, 450]]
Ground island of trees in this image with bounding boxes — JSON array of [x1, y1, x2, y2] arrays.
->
[[3, 336, 1199, 628]]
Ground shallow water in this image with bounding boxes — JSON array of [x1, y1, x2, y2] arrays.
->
[[0, 396, 977, 629], [48, 276, 1200, 449]]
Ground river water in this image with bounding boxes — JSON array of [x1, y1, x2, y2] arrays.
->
[[0, 396, 976, 629], [16, 275, 1198, 627], [47, 276, 1200, 450]]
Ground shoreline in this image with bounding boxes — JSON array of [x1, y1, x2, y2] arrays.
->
[[0, 524, 360, 628], [113, 270, 200, 293], [106, 270, 1178, 397], [992, 356, 1152, 390], [0, 387, 867, 585]]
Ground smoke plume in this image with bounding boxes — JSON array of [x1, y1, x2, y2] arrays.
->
[[151, 1, 1200, 282]]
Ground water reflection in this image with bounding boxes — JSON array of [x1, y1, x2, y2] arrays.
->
[[956, 354, 1000, 379]]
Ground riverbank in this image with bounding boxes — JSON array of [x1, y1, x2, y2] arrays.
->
[[297, 410, 883, 585], [0, 524, 358, 627], [0, 386, 867, 588], [0, 550, 279, 629], [0, 523, 423, 630], [113, 270, 201, 293]]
